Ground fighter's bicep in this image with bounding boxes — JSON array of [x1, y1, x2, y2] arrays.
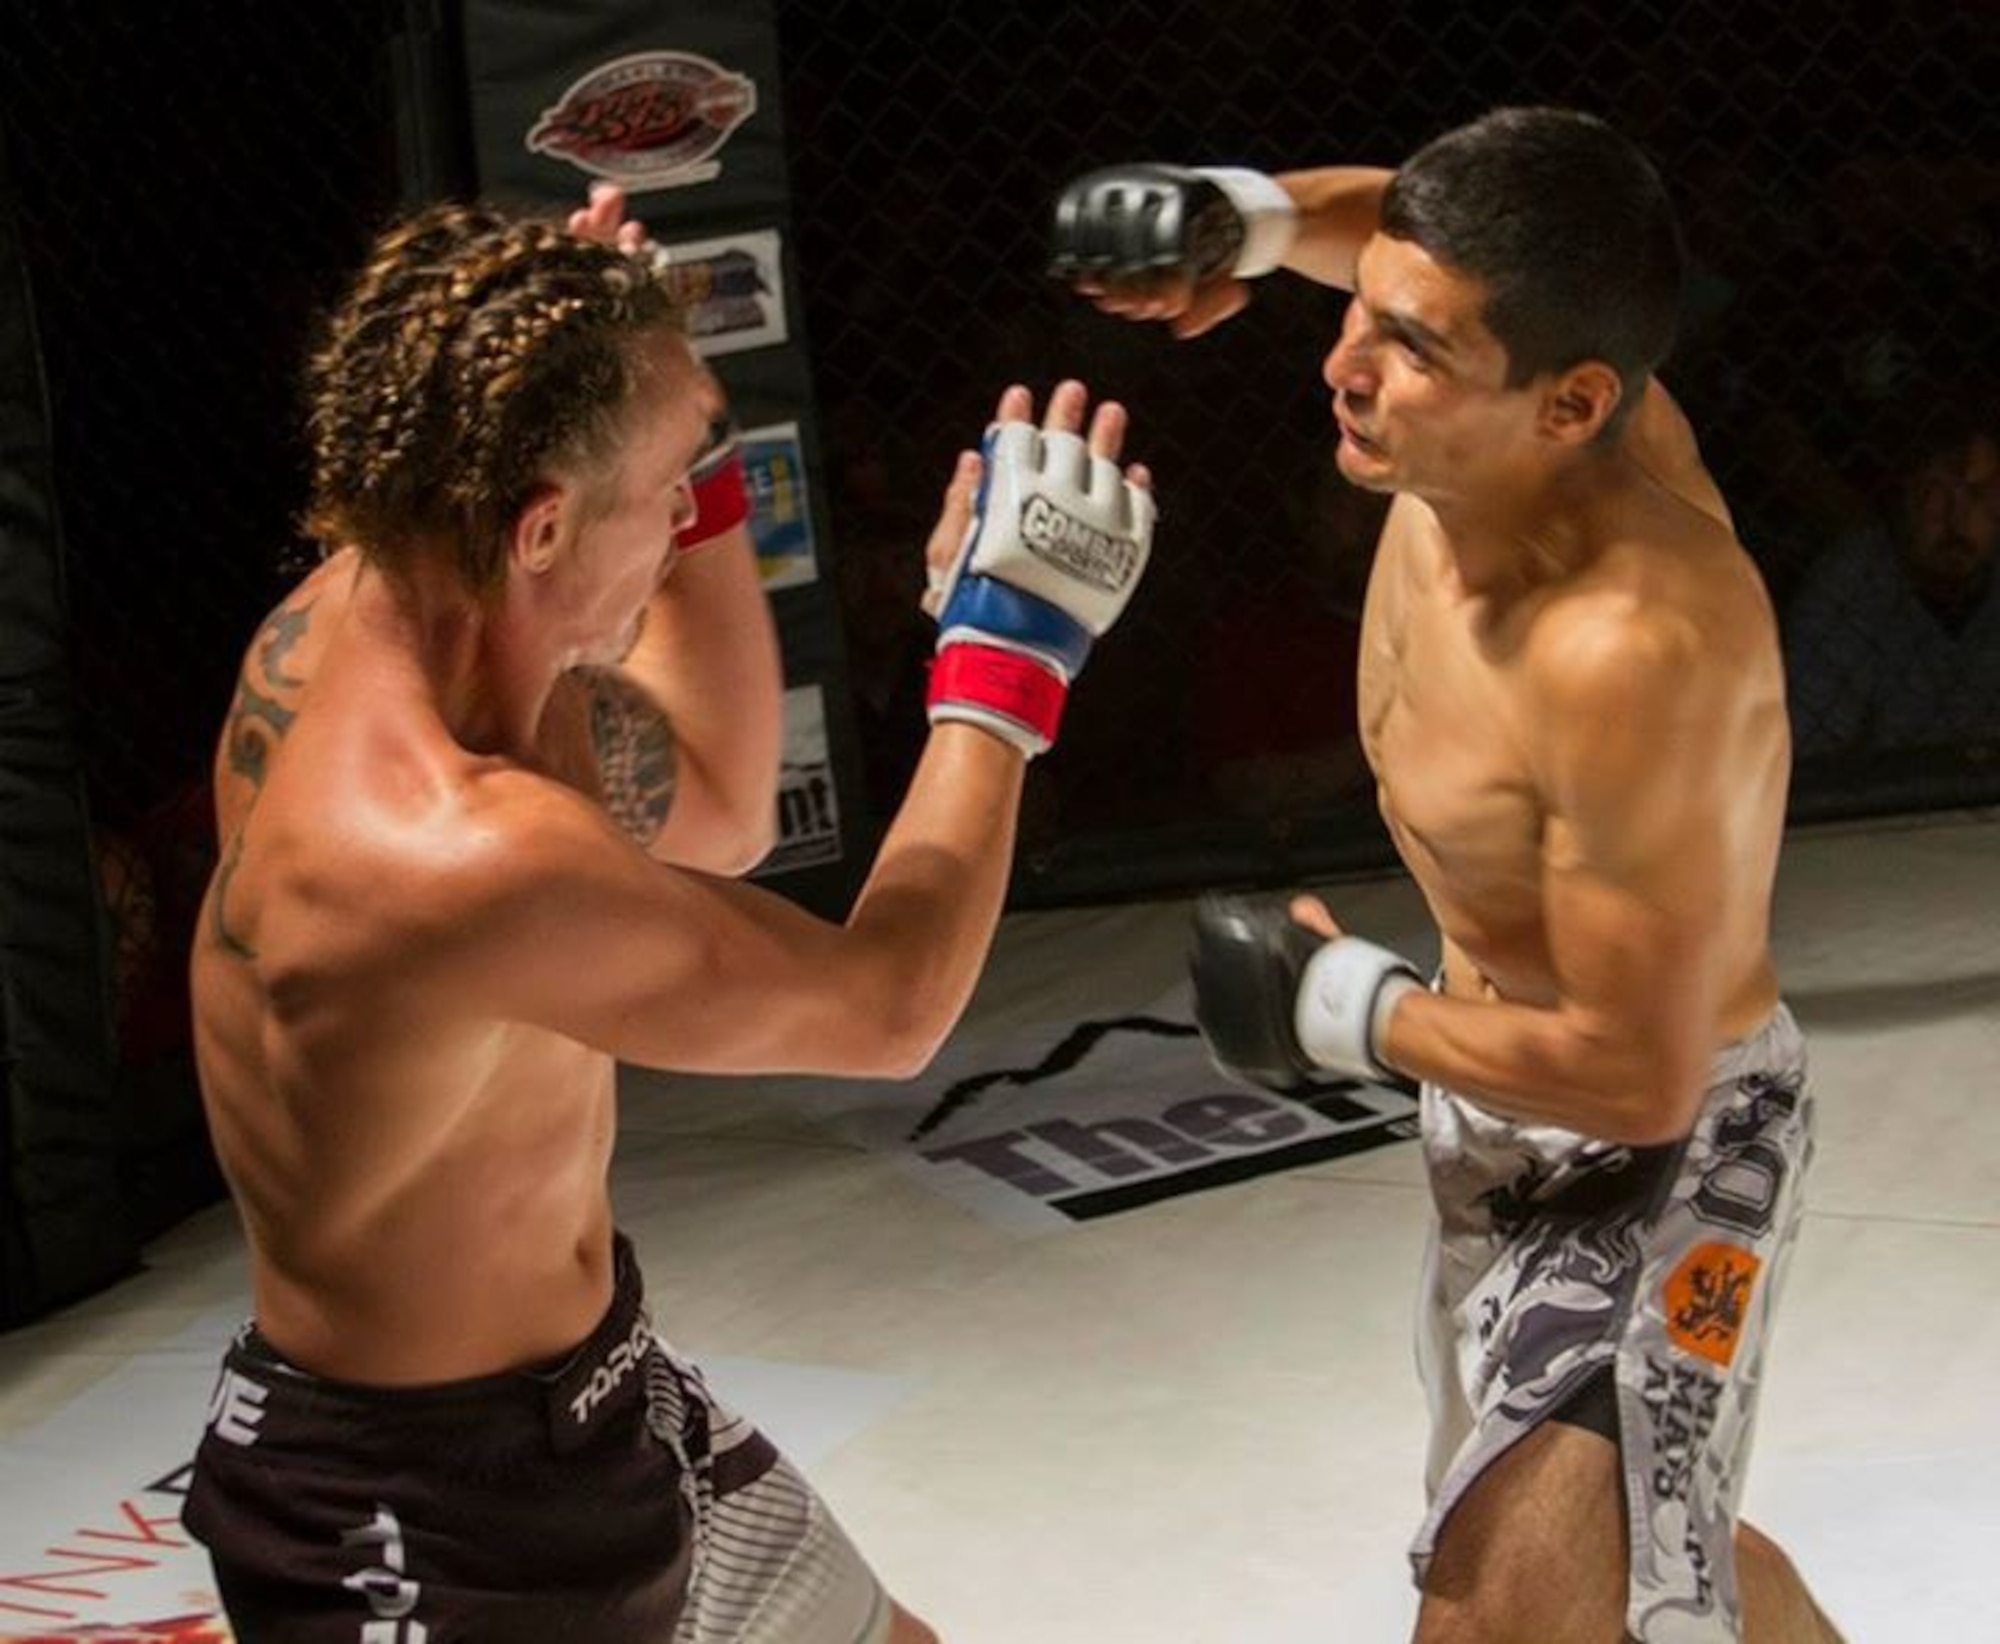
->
[[456, 796, 902, 1077], [1542, 817, 1720, 1020], [1535, 621, 1734, 1054]]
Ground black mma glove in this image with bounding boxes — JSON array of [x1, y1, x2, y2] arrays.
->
[[1188, 893, 1420, 1091], [1048, 164, 1298, 285]]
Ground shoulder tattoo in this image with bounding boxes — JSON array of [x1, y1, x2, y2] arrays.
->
[[578, 665, 678, 846], [224, 597, 315, 788], [207, 831, 257, 960], [212, 591, 319, 958]]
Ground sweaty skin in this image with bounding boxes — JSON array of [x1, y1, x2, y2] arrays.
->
[[193, 339, 735, 1382], [192, 363, 1132, 1390], [1075, 145, 1835, 1644], [1333, 228, 1788, 1147], [1357, 391, 1785, 1021], [1087, 169, 1789, 1147]]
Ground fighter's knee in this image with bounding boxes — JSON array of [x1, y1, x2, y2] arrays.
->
[[1734, 1517, 1788, 1569], [1735, 1516, 1819, 1607], [1419, 1518, 1630, 1643], [1415, 1591, 1629, 1644], [884, 1602, 940, 1644], [1735, 1520, 1846, 1643]]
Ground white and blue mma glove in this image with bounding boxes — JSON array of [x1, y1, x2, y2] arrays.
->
[[1189, 894, 1420, 1090], [927, 420, 1155, 756]]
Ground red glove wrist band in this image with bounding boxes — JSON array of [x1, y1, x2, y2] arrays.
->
[[680, 447, 750, 550], [927, 642, 1069, 751]]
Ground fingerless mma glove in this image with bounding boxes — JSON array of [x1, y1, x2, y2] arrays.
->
[[926, 420, 1155, 757], [1189, 893, 1420, 1090], [1049, 164, 1298, 284]]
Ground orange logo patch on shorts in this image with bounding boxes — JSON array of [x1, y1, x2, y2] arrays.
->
[[1662, 1241, 1762, 1368]]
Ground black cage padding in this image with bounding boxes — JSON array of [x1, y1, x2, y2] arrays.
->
[[0, 125, 134, 1327]]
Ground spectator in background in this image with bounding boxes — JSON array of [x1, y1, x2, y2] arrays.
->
[[1783, 392, 2000, 756], [1668, 141, 2000, 612]]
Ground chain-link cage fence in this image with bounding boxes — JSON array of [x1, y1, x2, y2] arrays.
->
[[774, 1, 2000, 900], [5, 1, 1998, 964], [0, 1, 407, 1098]]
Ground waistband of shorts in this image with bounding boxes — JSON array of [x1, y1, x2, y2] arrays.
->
[[228, 1231, 652, 1437], [1706, 1000, 1804, 1088]]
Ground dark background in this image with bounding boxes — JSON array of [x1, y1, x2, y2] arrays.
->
[[1, 0, 1995, 1295]]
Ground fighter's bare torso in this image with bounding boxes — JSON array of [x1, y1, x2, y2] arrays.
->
[[194, 555, 622, 1384], [1356, 387, 1790, 1041]]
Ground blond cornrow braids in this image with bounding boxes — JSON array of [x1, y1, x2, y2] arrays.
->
[[303, 201, 681, 590]]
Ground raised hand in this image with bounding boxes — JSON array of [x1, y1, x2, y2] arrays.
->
[[922, 380, 1155, 756]]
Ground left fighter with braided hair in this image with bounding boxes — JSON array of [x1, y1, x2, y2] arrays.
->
[[211, 184, 780, 875], [185, 183, 1153, 1644]]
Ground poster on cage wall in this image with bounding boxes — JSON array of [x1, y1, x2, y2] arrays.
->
[[456, 0, 865, 912]]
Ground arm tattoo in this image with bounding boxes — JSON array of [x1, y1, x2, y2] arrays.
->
[[225, 678, 295, 786], [259, 601, 312, 687], [578, 665, 678, 846], [208, 831, 257, 960], [223, 597, 315, 788], [213, 594, 318, 958]]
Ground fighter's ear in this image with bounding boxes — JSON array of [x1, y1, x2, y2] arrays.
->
[[1540, 361, 1622, 446], [511, 484, 567, 576]]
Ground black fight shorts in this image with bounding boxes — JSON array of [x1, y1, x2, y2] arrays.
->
[[184, 1236, 889, 1643]]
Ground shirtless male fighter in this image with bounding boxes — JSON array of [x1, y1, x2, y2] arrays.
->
[[185, 184, 1153, 1643], [1051, 109, 1842, 1642]]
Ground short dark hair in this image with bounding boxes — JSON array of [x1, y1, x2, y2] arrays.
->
[[1381, 107, 1684, 416]]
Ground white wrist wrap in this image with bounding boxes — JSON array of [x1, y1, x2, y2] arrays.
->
[[927, 698, 1052, 758], [1192, 167, 1298, 278], [1293, 936, 1420, 1082]]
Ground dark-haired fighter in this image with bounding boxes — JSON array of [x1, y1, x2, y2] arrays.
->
[[186, 184, 1153, 1643], [1055, 111, 1841, 1642]]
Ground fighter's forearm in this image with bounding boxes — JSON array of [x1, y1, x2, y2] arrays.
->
[[841, 724, 1025, 1074], [1380, 987, 1708, 1146], [1273, 166, 1394, 290], [621, 522, 783, 873]]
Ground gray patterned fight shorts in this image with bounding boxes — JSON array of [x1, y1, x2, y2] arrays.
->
[[1411, 1006, 1813, 1643], [186, 1234, 891, 1644]]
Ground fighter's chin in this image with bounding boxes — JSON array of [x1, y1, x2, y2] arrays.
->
[[1335, 435, 1394, 490]]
